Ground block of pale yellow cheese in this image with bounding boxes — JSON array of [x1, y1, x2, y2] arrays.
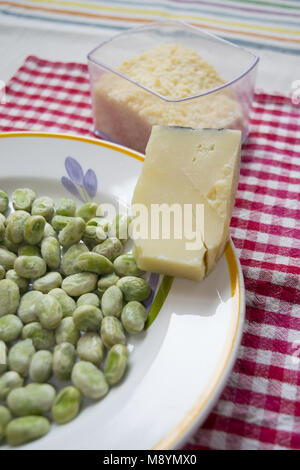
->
[[131, 126, 241, 281], [93, 44, 245, 153]]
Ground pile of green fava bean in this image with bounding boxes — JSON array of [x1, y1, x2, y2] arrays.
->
[[0, 189, 151, 447]]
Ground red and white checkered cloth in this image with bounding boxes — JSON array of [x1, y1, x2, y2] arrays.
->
[[1, 56, 300, 450]]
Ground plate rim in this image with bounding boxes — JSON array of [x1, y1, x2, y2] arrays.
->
[[160, 239, 245, 450], [0, 131, 245, 450]]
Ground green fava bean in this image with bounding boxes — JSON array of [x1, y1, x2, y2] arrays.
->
[[18, 244, 41, 257], [2, 231, 19, 253], [77, 292, 100, 307], [36, 295, 63, 330], [0, 340, 7, 374], [111, 214, 131, 242], [84, 219, 110, 246], [43, 222, 56, 238], [61, 242, 88, 276], [0, 219, 5, 242], [0, 265, 5, 280], [82, 225, 107, 247], [5, 269, 29, 294], [48, 288, 76, 318], [22, 322, 55, 350], [77, 333, 104, 365], [12, 188, 36, 212], [58, 217, 86, 248], [93, 237, 123, 261], [33, 272, 62, 293], [0, 247, 17, 269], [121, 301, 147, 334], [52, 386, 81, 424], [105, 344, 129, 385], [8, 339, 35, 377], [7, 383, 55, 416], [86, 217, 110, 231], [6, 210, 30, 244], [0, 190, 9, 213], [53, 342, 76, 381], [0, 213, 6, 225], [0, 371, 23, 400], [41, 236, 60, 270], [73, 305, 103, 332], [31, 196, 54, 221], [0, 314, 23, 342], [51, 215, 75, 232], [97, 273, 119, 294], [29, 350, 53, 383], [114, 254, 144, 277], [76, 202, 98, 222], [24, 215, 46, 245], [77, 252, 113, 275], [17, 290, 43, 324], [6, 416, 50, 446], [14, 256, 47, 279], [71, 361, 109, 399], [0, 405, 12, 442], [56, 198, 76, 217], [86, 216, 109, 229], [101, 285, 123, 318], [100, 316, 126, 349], [117, 276, 151, 302], [55, 317, 79, 345], [62, 272, 98, 297], [0, 279, 20, 316]]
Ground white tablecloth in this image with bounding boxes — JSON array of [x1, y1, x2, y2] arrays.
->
[[1, 0, 300, 93]]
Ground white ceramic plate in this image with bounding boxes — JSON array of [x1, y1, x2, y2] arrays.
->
[[0, 132, 245, 450]]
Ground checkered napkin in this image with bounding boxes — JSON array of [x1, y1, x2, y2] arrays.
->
[[1, 56, 300, 450]]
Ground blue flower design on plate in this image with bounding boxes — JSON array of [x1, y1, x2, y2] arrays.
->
[[61, 157, 98, 202], [60, 155, 171, 328], [143, 272, 160, 312]]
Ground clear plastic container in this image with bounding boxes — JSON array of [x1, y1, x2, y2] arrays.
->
[[88, 20, 259, 153]]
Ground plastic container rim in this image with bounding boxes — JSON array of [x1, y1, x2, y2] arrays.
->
[[87, 19, 259, 104]]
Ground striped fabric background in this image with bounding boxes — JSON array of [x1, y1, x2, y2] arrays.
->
[[0, 0, 299, 55]]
